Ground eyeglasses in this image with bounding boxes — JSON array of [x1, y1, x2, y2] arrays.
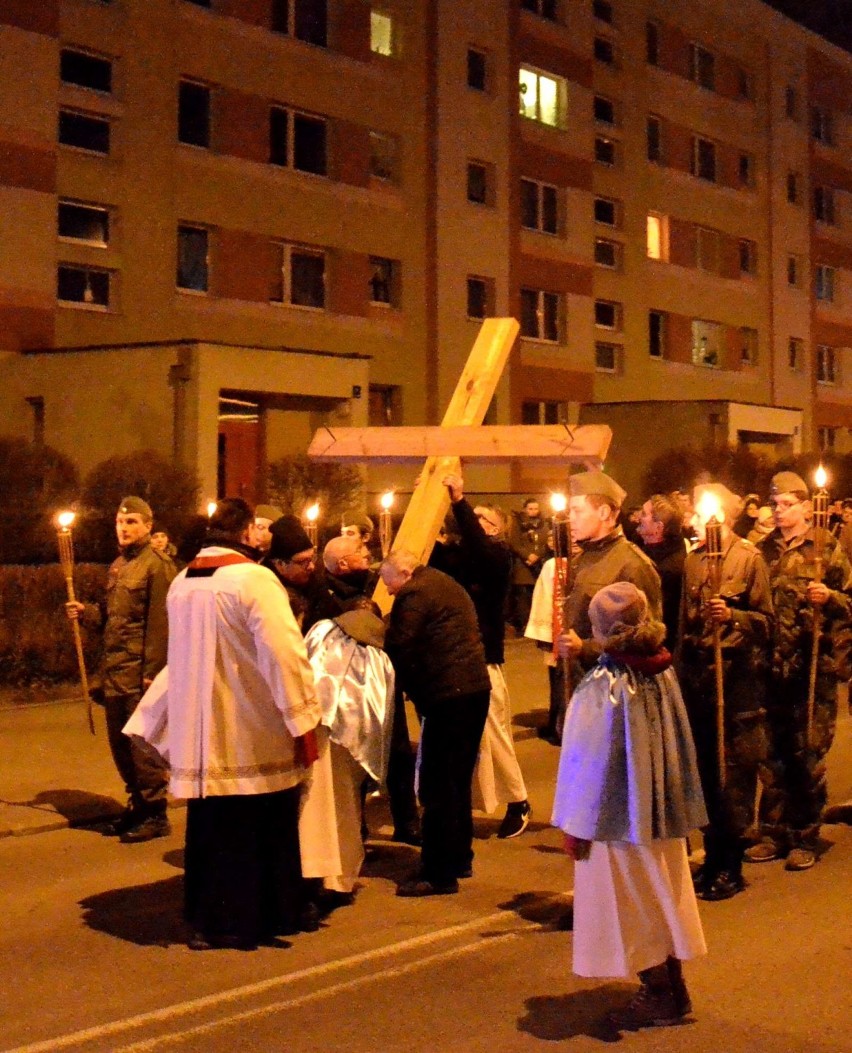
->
[[770, 499, 802, 512], [286, 554, 315, 567]]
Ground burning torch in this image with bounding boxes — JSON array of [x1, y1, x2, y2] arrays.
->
[[550, 492, 573, 704], [696, 490, 726, 790], [56, 512, 95, 735], [807, 465, 830, 747], [304, 503, 320, 549], [379, 491, 395, 559]]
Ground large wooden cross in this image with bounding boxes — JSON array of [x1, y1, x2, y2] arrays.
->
[[308, 318, 611, 611]]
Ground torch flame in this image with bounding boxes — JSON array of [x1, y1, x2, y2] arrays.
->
[[305, 503, 320, 523], [550, 492, 567, 514], [815, 464, 828, 490], [695, 490, 724, 526], [380, 491, 395, 511], [207, 501, 218, 518], [57, 511, 76, 529]]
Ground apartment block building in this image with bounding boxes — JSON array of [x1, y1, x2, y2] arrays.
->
[[1, 0, 850, 504]]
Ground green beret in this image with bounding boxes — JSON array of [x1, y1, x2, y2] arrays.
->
[[254, 504, 283, 523], [117, 496, 153, 520], [693, 483, 741, 522], [568, 470, 627, 507], [770, 471, 809, 497]]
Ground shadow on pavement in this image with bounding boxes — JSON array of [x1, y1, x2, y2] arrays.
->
[[518, 987, 631, 1044], [162, 846, 185, 870], [497, 890, 574, 930], [79, 875, 187, 947], [4, 789, 123, 827]]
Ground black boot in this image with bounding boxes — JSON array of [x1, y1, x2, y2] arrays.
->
[[666, 956, 692, 1016], [612, 963, 681, 1029]]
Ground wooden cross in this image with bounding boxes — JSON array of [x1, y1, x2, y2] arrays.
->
[[308, 318, 611, 611]]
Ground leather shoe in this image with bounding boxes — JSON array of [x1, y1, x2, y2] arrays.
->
[[691, 864, 714, 894], [744, 839, 780, 863], [392, 826, 422, 847], [396, 878, 458, 897], [119, 814, 171, 843], [785, 847, 816, 871], [702, 870, 745, 900]]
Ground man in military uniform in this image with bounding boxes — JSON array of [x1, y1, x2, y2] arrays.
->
[[67, 496, 176, 842], [749, 471, 852, 871], [677, 484, 773, 899], [527, 471, 663, 737]]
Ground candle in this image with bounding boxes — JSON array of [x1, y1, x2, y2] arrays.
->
[[379, 491, 395, 558]]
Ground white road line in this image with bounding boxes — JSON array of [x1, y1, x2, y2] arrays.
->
[[2, 911, 526, 1053]]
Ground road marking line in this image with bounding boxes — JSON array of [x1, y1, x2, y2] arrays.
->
[[1, 911, 525, 1053]]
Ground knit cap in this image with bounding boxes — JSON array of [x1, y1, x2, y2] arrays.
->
[[268, 514, 313, 560], [589, 582, 649, 643]]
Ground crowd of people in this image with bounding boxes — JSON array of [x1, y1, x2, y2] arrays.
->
[[65, 464, 851, 1031]]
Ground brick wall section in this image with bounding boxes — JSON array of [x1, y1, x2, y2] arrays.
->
[[813, 402, 852, 428], [656, 22, 691, 80], [519, 141, 592, 191], [517, 254, 593, 297], [0, 141, 55, 194], [219, 0, 270, 30], [213, 228, 273, 302], [0, 306, 54, 352], [216, 88, 268, 164], [0, 0, 58, 35], [811, 157, 852, 196], [334, 0, 371, 62], [812, 317, 852, 350], [720, 234, 741, 280], [812, 238, 852, 272], [518, 35, 593, 89], [328, 249, 370, 316], [666, 312, 694, 365], [808, 49, 852, 111], [511, 363, 594, 408], [328, 118, 370, 187], [669, 217, 696, 268]]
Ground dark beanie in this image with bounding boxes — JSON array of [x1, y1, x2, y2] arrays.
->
[[268, 514, 313, 561]]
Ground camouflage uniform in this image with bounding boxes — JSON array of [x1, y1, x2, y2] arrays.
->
[[677, 536, 773, 879], [756, 527, 852, 850]]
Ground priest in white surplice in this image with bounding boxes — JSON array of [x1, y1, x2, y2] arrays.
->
[[125, 498, 321, 950], [552, 582, 707, 1030]]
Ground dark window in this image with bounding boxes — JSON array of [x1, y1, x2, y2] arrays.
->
[[646, 21, 659, 65], [811, 106, 833, 144], [369, 256, 399, 307], [594, 95, 615, 125], [737, 67, 752, 100], [649, 310, 665, 357], [521, 179, 558, 234], [520, 288, 560, 341], [814, 186, 835, 224], [691, 137, 716, 182], [522, 399, 565, 425], [595, 299, 619, 328], [369, 131, 398, 181], [739, 239, 757, 275], [178, 81, 210, 147], [594, 197, 616, 226], [272, 0, 327, 45], [57, 264, 110, 306], [467, 277, 491, 318], [58, 201, 109, 244], [738, 152, 753, 187], [293, 113, 326, 174], [177, 225, 209, 292], [788, 337, 802, 370], [467, 162, 489, 204], [594, 37, 615, 64], [467, 48, 487, 90], [787, 255, 799, 287], [595, 342, 619, 371], [594, 238, 619, 268], [690, 44, 715, 90], [290, 249, 325, 307], [785, 85, 797, 119], [786, 171, 799, 204], [595, 136, 616, 165], [60, 49, 112, 93], [593, 0, 613, 24], [269, 107, 288, 166], [521, 0, 557, 20], [58, 110, 110, 153], [647, 116, 661, 162], [184, 0, 212, 6]]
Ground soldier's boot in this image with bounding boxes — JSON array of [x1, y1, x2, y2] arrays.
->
[[666, 957, 693, 1016], [611, 963, 682, 1029]]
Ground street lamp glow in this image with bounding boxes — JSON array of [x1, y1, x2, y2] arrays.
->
[[57, 511, 76, 530], [550, 492, 567, 514]]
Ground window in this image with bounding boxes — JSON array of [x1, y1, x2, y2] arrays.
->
[[646, 21, 659, 65], [58, 201, 109, 245], [740, 327, 758, 365], [647, 115, 662, 162], [520, 288, 561, 342], [787, 171, 800, 204], [466, 276, 494, 319], [594, 196, 618, 227], [368, 384, 402, 426], [271, 0, 327, 46], [370, 11, 394, 56], [519, 66, 565, 128], [811, 106, 833, 145], [60, 49, 112, 93], [57, 264, 110, 308], [369, 256, 400, 307], [689, 43, 715, 90], [594, 136, 617, 166], [467, 161, 493, 205], [691, 320, 723, 367], [58, 110, 110, 153], [594, 299, 621, 329], [696, 227, 721, 273], [815, 265, 835, 302], [788, 336, 803, 371], [26, 396, 45, 447], [593, 0, 613, 23], [271, 244, 326, 308], [739, 239, 757, 276], [646, 213, 668, 260], [737, 66, 752, 100], [817, 345, 838, 385], [467, 48, 487, 91], [738, 152, 754, 188], [818, 426, 837, 450], [269, 108, 327, 175], [787, 254, 801, 287], [594, 237, 620, 269], [691, 137, 716, 182], [369, 131, 398, 181], [593, 37, 615, 65], [521, 179, 559, 234], [178, 80, 210, 147], [785, 85, 797, 119], [521, 0, 558, 20], [593, 95, 615, 125], [813, 186, 836, 225], [649, 310, 666, 358], [595, 341, 620, 372], [522, 399, 566, 425], [177, 225, 209, 292]]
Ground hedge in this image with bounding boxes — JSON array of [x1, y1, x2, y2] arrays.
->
[[0, 564, 107, 686]]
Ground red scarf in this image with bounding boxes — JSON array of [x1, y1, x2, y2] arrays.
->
[[606, 647, 672, 675]]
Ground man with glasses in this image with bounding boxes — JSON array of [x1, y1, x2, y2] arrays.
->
[[749, 471, 852, 871], [266, 515, 323, 632]]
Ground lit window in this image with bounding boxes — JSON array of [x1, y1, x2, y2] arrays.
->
[[519, 66, 565, 128], [60, 49, 112, 93], [369, 131, 398, 182], [691, 137, 716, 182], [57, 264, 110, 308], [58, 201, 109, 245], [467, 276, 494, 319], [691, 320, 723, 367], [649, 310, 666, 358], [371, 11, 394, 56], [595, 341, 620, 372], [520, 288, 561, 342], [178, 80, 210, 147], [177, 225, 209, 292], [269, 108, 327, 175], [815, 265, 835, 302], [369, 256, 400, 307], [521, 179, 559, 234], [646, 214, 667, 260], [689, 43, 715, 90], [59, 110, 110, 154], [271, 244, 326, 308]]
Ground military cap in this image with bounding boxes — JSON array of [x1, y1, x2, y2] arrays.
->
[[117, 496, 153, 520], [254, 504, 284, 523], [770, 471, 809, 497], [693, 482, 741, 523], [568, 470, 627, 508], [268, 514, 313, 561]]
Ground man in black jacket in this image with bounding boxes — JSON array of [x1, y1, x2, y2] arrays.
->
[[381, 551, 491, 897]]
